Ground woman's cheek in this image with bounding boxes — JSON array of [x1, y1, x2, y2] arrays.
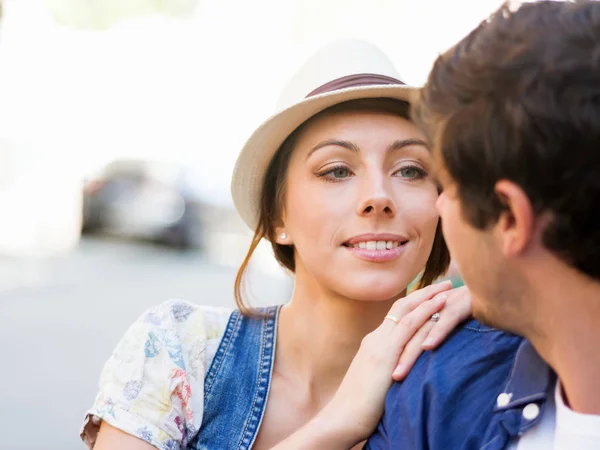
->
[[405, 193, 440, 229]]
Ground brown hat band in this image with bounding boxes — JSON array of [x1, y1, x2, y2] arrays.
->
[[306, 73, 405, 98]]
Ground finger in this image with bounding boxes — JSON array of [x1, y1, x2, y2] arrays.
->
[[388, 294, 447, 352], [422, 288, 472, 350], [408, 279, 453, 302], [386, 288, 449, 327], [392, 320, 435, 381], [380, 280, 453, 332]]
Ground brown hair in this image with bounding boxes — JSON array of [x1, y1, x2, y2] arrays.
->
[[413, 0, 600, 280], [235, 98, 450, 315]]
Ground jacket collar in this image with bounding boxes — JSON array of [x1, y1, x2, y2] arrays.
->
[[493, 340, 556, 439]]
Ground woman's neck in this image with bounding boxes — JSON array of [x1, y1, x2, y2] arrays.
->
[[275, 280, 400, 406]]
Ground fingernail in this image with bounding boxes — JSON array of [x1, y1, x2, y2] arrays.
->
[[394, 364, 407, 377], [434, 294, 447, 304], [422, 337, 435, 348]]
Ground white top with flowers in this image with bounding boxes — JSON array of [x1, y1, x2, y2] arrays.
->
[[80, 299, 232, 450]]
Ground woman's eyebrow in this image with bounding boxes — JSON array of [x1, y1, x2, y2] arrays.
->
[[306, 138, 428, 160], [306, 139, 360, 160], [386, 139, 429, 153]]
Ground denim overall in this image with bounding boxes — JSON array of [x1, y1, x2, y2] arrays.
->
[[191, 306, 281, 450]]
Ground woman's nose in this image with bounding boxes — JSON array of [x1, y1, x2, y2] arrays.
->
[[356, 177, 396, 218]]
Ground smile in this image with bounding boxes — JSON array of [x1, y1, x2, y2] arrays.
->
[[342, 235, 409, 262], [344, 240, 404, 250]]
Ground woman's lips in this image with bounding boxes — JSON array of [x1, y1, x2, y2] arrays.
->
[[343, 242, 408, 262]]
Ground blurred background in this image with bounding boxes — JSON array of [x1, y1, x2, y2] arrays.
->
[[0, 0, 499, 448]]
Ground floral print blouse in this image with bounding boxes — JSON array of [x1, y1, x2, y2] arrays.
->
[[80, 300, 232, 449]]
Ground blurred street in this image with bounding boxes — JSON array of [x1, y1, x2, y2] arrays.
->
[[0, 237, 291, 450]]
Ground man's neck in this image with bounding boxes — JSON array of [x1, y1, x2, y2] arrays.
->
[[525, 266, 600, 415]]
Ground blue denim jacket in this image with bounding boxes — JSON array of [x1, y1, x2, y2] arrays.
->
[[365, 320, 554, 450]]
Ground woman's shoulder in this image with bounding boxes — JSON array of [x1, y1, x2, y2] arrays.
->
[[149, 299, 233, 340], [140, 299, 233, 331], [127, 299, 236, 383], [137, 300, 282, 352], [80, 300, 234, 449], [118, 299, 234, 364]]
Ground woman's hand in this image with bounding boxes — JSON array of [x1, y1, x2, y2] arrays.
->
[[392, 284, 471, 380], [319, 281, 457, 445], [271, 282, 473, 449]]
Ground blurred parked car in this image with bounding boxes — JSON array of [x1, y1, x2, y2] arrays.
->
[[82, 159, 205, 250]]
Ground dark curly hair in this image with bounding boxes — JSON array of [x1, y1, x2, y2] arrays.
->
[[414, 0, 600, 280]]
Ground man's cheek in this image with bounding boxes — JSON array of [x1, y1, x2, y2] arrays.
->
[[435, 193, 446, 215]]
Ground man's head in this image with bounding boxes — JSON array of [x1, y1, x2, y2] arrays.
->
[[413, 0, 600, 332]]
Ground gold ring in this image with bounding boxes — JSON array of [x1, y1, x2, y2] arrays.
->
[[384, 314, 400, 324]]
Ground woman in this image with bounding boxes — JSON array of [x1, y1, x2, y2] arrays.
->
[[81, 40, 473, 450]]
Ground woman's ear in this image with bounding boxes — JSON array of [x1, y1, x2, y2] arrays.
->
[[274, 227, 292, 245], [273, 207, 292, 245]]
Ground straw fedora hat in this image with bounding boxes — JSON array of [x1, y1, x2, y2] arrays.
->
[[231, 39, 418, 230]]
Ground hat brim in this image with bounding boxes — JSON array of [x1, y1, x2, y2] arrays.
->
[[231, 84, 418, 230]]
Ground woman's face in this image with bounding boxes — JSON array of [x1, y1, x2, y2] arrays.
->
[[279, 108, 440, 302]]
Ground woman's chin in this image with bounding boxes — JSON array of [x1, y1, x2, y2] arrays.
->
[[338, 281, 410, 303]]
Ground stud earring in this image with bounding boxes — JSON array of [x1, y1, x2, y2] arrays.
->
[[280, 232, 287, 240]]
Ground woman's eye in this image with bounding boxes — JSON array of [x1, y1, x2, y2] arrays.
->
[[331, 167, 350, 178], [395, 165, 426, 179], [318, 165, 353, 181]]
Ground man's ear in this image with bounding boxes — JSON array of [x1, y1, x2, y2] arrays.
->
[[494, 180, 534, 257]]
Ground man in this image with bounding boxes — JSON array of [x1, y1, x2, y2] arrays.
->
[[366, 1, 600, 448]]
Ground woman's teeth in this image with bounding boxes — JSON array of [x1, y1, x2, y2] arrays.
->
[[349, 240, 402, 250]]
